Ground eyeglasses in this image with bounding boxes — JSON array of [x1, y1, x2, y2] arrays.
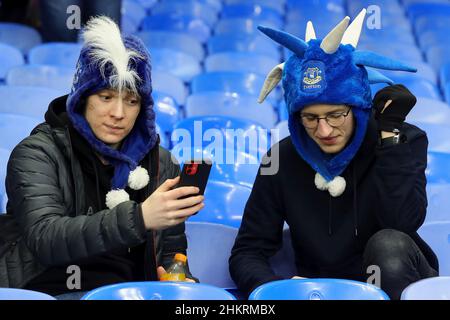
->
[[299, 107, 352, 129]]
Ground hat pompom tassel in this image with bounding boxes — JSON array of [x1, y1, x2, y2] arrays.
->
[[314, 173, 346, 197], [128, 166, 149, 190], [106, 189, 130, 209]]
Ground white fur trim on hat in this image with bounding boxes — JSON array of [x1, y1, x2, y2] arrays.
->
[[128, 166, 150, 190], [106, 189, 130, 209], [314, 173, 346, 197]]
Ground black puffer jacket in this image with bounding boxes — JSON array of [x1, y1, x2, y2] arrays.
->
[[1, 96, 191, 289]]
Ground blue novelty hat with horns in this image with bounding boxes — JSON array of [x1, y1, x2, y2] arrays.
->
[[258, 9, 416, 197], [66, 16, 158, 209]]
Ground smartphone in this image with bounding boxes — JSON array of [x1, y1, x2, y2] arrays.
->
[[177, 159, 212, 202]]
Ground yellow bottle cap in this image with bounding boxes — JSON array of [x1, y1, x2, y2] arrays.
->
[[174, 253, 187, 263]]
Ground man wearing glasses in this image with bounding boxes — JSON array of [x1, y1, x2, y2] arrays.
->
[[229, 13, 438, 300]]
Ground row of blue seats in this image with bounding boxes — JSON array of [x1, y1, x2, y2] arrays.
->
[[0, 220, 449, 300], [0, 41, 445, 104]]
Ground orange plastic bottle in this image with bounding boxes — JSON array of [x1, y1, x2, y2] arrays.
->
[[159, 253, 187, 281]]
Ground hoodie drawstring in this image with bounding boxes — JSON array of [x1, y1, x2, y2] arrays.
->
[[328, 195, 332, 236], [328, 163, 359, 237], [352, 163, 359, 237]]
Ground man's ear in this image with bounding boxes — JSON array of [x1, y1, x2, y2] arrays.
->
[[258, 63, 284, 103]]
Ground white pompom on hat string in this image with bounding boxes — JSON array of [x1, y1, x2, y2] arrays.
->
[[314, 172, 346, 197], [105, 166, 150, 209]]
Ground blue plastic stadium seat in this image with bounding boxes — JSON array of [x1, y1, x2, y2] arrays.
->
[[249, 278, 390, 300], [406, 2, 450, 23], [224, 0, 285, 15], [414, 123, 450, 153], [171, 115, 270, 157], [185, 92, 277, 129], [440, 63, 450, 89], [189, 180, 251, 228], [28, 43, 82, 69], [0, 22, 42, 54], [152, 91, 179, 134], [370, 81, 442, 101], [0, 43, 24, 80], [0, 148, 11, 205], [427, 152, 450, 184], [426, 183, 450, 223], [133, 0, 158, 10], [0, 85, 65, 119], [278, 101, 289, 121], [272, 120, 290, 145], [401, 277, 450, 300], [414, 15, 450, 39], [0, 113, 41, 150], [406, 98, 450, 125], [140, 14, 211, 43], [0, 288, 56, 300], [221, 3, 283, 27], [425, 182, 450, 222], [185, 221, 238, 288], [207, 34, 280, 60], [136, 31, 204, 62], [214, 18, 282, 35], [426, 46, 450, 74], [190, 71, 266, 99], [205, 52, 279, 78], [173, 147, 259, 188], [81, 281, 236, 300], [122, 0, 146, 29], [152, 71, 187, 106], [418, 222, 450, 275], [445, 83, 450, 104], [1, 193, 6, 214], [417, 30, 448, 52], [150, 48, 201, 82], [379, 62, 437, 86], [150, 1, 218, 27], [6, 64, 74, 91], [155, 123, 168, 149]]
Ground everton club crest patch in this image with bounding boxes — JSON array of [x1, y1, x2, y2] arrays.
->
[[302, 60, 326, 93]]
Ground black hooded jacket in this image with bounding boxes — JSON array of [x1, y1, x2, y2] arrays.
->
[[229, 117, 438, 295], [1, 95, 193, 293]]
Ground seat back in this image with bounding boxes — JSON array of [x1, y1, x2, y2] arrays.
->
[[81, 281, 236, 300], [418, 222, 450, 275], [0, 288, 55, 300], [249, 278, 390, 300], [185, 221, 238, 288], [401, 276, 450, 300]]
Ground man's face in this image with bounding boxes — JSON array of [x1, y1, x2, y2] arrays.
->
[[300, 104, 355, 154], [84, 89, 141, 148]]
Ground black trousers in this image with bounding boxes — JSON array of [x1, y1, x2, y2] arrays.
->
[[362, 229, 438, 300]]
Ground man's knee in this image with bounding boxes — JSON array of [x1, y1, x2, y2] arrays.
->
[[364, 229, 418, 276]]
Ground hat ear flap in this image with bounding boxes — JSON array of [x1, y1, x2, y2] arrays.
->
[[258, 63, 284, 103]]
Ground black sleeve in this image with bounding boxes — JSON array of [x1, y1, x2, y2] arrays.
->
[[6, 139, 147, 267], [372, 128, 428, 233], [229, 153, 285, 295]]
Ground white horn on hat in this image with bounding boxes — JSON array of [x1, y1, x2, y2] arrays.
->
[[341, 9, 367, 48], [305, 21, 317, 42], [320, 16, 350, 54]]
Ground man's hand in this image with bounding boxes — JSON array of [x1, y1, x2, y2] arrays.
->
[[141, 176, 205, 230], [373, 84, 417, 132], [157, 266, 196, 283]]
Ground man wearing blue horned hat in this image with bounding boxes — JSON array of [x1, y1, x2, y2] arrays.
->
[[230, 10, 438, 300], [1, 17, 203, 298]]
